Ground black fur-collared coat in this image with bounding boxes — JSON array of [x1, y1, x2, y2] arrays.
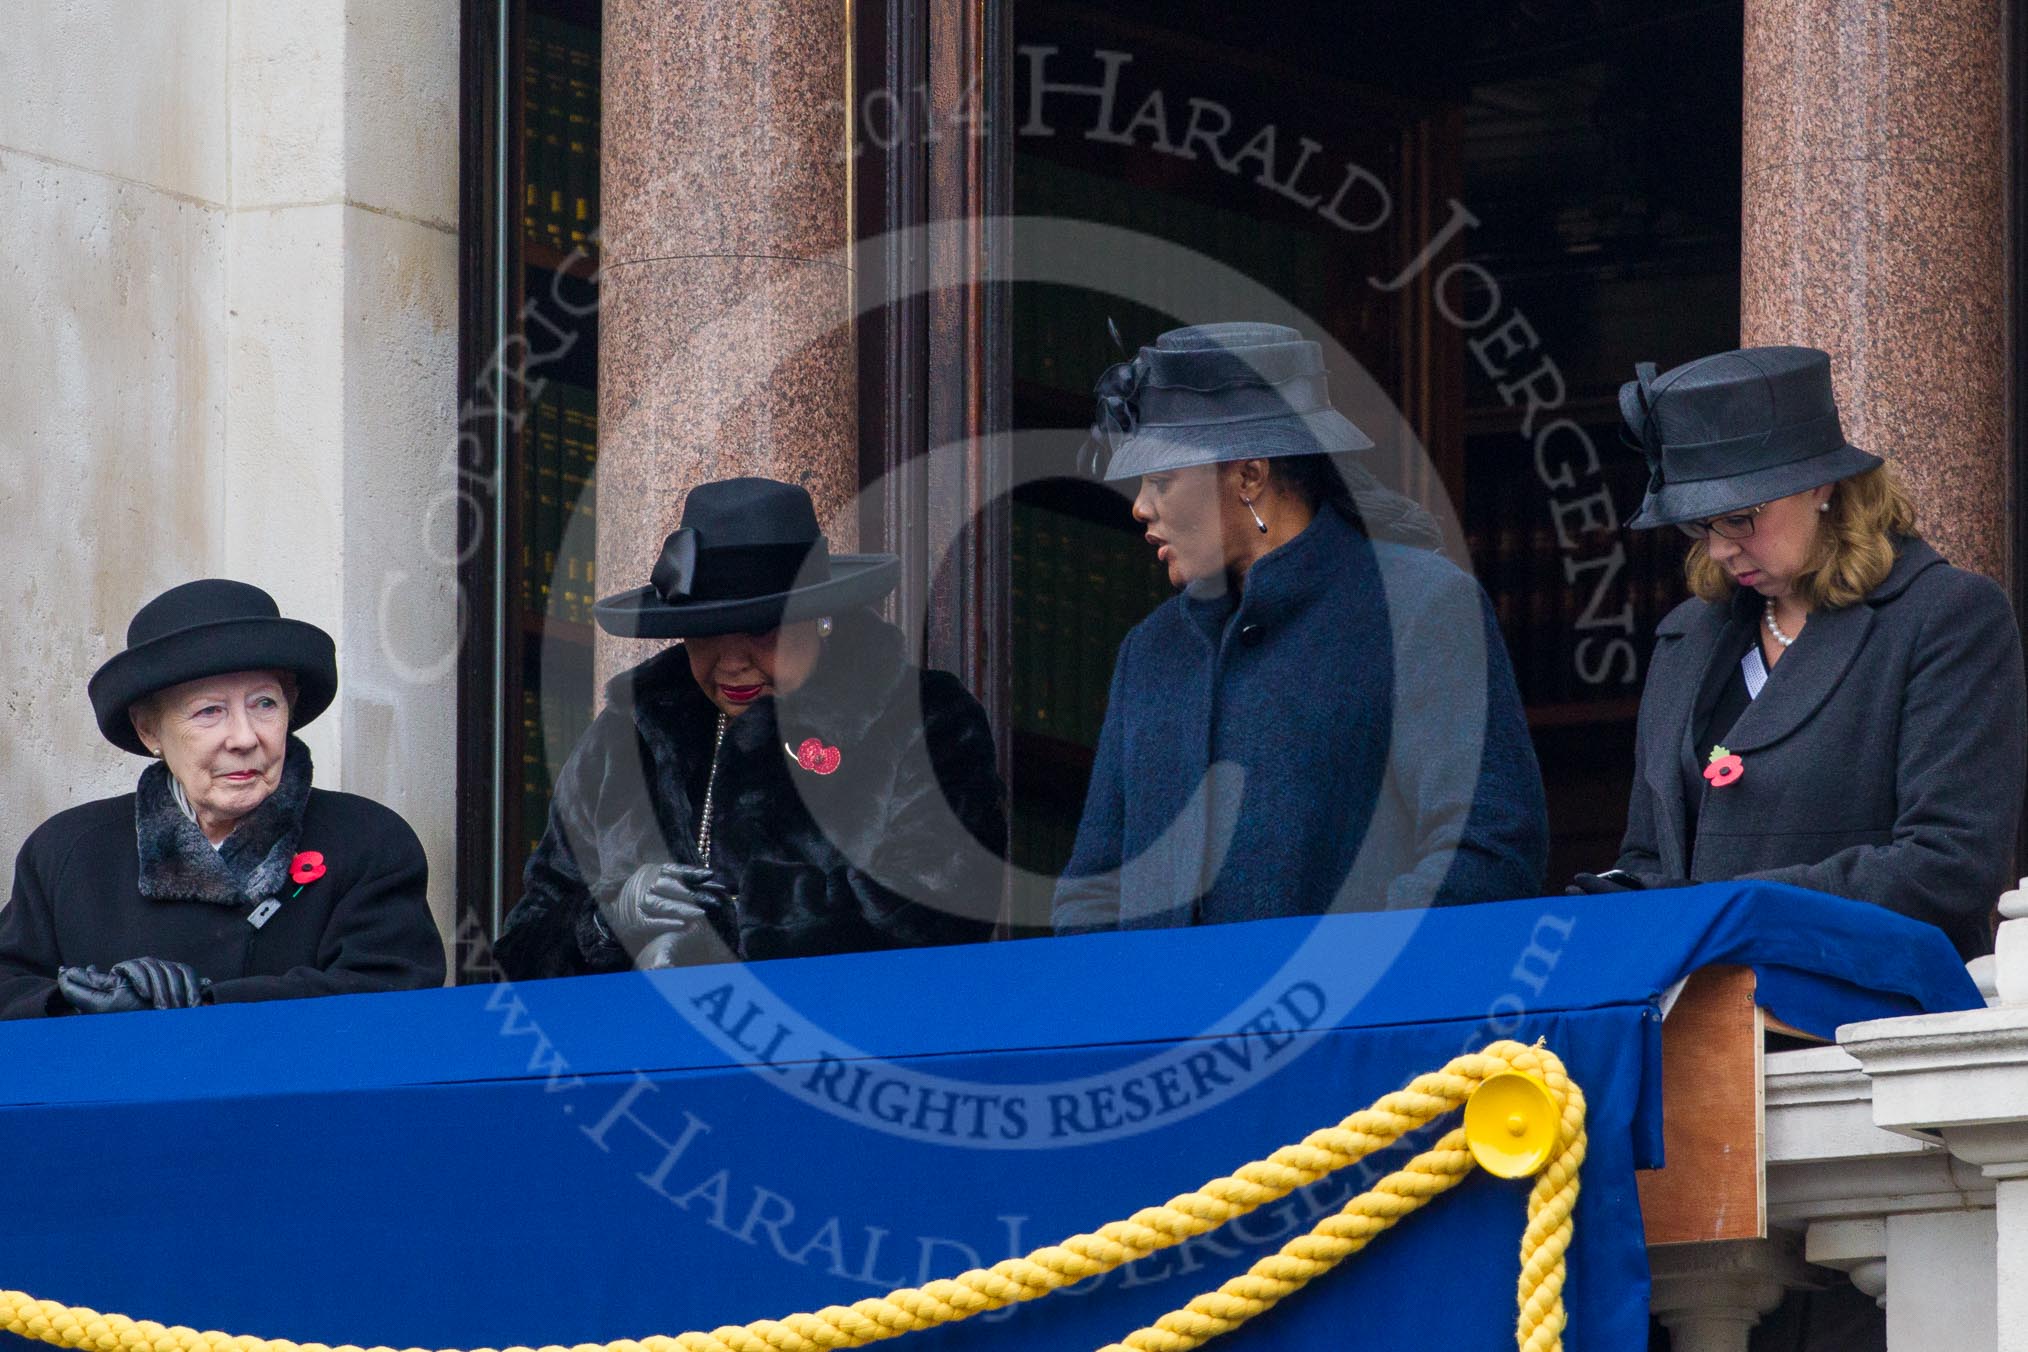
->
[[494, 610, 1007, 979], [0, 737, 446, 1019]]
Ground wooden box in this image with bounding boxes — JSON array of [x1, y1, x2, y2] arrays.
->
[[1638, 965, 1822, 1245]]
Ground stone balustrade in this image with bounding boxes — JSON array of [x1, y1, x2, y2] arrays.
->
[[1654, 882, 2028, 1351]]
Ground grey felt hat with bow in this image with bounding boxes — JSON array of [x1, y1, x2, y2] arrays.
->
[[1620, 345, 1883, 529], [1081, 323, 1376, 481]]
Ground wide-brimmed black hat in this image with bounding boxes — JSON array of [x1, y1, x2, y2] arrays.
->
[[88, 580, 338, 756], [593, 477, 901, 639], [1621, 345, 1884, 529], [1081, 322, 1376, 481]]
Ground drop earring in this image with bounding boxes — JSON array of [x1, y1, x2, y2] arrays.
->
[[1243, 497, 1268, 534]]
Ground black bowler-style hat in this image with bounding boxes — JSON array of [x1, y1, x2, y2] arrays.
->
[[88, 580, 338, 756], [1621, 345, 1884, 529], [1081, 322, 1376, 481], [593, 477, 901, 639]]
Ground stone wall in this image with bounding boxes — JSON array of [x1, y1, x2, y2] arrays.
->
[[0, 1, 461, 956]]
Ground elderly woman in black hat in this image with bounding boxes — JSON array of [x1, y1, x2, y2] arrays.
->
[[0, 581, 445, 1018], [1052, 323, 1548, 933], [494, 477, 1005, 978], [1574, 345, 2026, 959]]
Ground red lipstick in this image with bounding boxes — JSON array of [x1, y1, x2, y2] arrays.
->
[[719, 684, 765, 704]]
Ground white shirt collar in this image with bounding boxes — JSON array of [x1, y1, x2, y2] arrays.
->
[[169, 775, 225, 851]]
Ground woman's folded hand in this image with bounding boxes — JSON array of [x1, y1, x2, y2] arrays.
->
[[57, 958, 207, 1013], [604, 863, 736, 966]]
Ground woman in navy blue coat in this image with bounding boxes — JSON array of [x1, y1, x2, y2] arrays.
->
[[1052, 324, 1548, 932]]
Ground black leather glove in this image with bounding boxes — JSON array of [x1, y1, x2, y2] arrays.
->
[[604, 863, 737, 968], [1565, 870, 1643, 895], [58, 959, 209, 1013], [114, 957, 207, 1009], [1565, 870, 1698, 896], [57, 965, 143, 1014]]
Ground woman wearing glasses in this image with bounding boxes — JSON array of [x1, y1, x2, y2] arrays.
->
[[1572, 346, 2024, 960]]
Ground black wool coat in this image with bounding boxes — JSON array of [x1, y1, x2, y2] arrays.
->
[[1618, 538, 2027, 959], [493, 611, 1007, 980], [0, 737, 446, 1019]]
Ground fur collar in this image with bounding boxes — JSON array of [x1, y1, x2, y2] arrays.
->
[[135, 736, 314, 906]]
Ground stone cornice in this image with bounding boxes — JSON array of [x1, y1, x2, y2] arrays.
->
[[1764, 1046, 1990, 1226], [1839, 1006, 2028, 1143]]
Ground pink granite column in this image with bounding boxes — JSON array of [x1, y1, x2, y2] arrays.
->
[[596, 0, 856, 681], [1742, 0, 2009, 582]]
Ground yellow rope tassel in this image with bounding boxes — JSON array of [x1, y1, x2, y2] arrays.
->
[[0, 1039, 1584, 1352]]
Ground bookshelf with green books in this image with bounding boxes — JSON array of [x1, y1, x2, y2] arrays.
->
[[1008, 499, 1172, 752], [523, 9, 601, 265], [1004, 486, 1177, 919], [505, 0, 603, 904]]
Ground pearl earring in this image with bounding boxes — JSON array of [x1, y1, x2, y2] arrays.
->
[[1243, 497, 1268, 534], [1818, 502, 1830, 513]]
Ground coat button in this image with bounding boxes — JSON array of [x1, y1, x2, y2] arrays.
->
[[1239, 623, 1265, 647]]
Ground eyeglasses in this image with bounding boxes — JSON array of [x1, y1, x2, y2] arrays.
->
[[1676, 504, 1764, 542]]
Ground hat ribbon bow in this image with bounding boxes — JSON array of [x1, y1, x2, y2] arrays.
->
[[1078, 355, 1148, 478], [650, 527, 700, 604], [1627, 360, 1667, 495]]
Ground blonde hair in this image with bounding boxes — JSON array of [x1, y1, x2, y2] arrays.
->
[[1684, 462, 1919, 609]]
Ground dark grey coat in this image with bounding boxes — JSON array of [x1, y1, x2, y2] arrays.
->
[[1618, 538, 2026, 958]]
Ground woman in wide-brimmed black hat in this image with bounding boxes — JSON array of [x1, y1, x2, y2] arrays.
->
[[1572, 345, 2025, 960], [494, 477, 1006, 978], [1052, 323, 1549, 933], [0, 580, 445, 1018]]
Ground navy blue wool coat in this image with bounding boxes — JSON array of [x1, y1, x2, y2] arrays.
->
[[1053, 508, 1548, 931]]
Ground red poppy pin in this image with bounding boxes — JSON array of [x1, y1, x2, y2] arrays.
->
[[289, 850, 327, 896], [1703, 746, 1744, 788], [788, 737, 842, 776]]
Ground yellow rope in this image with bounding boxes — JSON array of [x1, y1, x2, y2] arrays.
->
[[1101, 1040, 1589, 1352], [0, 1039, 1583, 1352], [1098, 1128, 1477, 1352]]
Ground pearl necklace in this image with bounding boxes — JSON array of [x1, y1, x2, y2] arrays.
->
[[1764, 599, 1799, 648], [696, 712, 729, 866]]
